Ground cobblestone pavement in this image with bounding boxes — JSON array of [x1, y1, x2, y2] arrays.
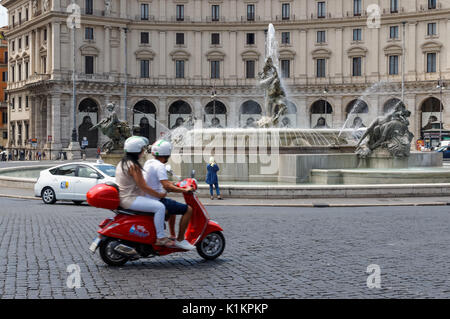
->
[[0, 197, 450, 299]]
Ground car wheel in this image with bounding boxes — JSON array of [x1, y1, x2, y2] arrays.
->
[[41, 187, 57, 204]]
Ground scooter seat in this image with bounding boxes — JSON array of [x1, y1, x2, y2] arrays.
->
[[116, 207, 155, 216]]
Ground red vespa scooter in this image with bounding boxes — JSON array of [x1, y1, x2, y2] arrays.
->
[[87, 168, 225, 266]]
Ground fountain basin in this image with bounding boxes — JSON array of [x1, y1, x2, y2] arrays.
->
[[310, 167, 450, 185]]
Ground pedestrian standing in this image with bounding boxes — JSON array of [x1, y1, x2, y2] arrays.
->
[[206, 156, 222, 200]]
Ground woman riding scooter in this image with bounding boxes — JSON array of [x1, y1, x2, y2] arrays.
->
[[115, 136, 175, 248]]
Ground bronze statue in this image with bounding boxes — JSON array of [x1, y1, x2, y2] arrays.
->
[[356, 102, 414, 158], [90, 102, 132, 153], [258, 57, 287, 127]]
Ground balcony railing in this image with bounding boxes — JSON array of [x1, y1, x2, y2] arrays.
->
[[6, 74, 51, 90]]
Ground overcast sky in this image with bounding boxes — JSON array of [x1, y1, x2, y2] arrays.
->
[[0, 5, 7, 27]]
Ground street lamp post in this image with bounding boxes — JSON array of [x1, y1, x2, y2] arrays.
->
[[71, 19, 77, 143], [401, 21, 406, 103]]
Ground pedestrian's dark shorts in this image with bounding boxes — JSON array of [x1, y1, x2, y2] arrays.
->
[[160, 198, 188, 216]]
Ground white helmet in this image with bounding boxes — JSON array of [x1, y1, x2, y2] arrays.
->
[[124, 136, 149, 153], [151, 139, 172, 157]]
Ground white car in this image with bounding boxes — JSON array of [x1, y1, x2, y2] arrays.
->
[[34, 161, 116, 205]]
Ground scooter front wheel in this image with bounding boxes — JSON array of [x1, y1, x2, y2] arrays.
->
[[196, 231, 225, 260], [99, 238, 129, 266]]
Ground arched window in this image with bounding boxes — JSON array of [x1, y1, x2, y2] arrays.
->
[[168, 100, 192, 129], [421, 97, 442, 132], [78, 98, 98, 148], [310, 100, 333, 129], [383, 98, 404, 114], [133, 100, 157, 143], [240, 100, 262, 128], [205, 100, 227, 128]]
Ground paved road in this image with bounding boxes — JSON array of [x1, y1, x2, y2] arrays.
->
[[0, 198, 449, 299]]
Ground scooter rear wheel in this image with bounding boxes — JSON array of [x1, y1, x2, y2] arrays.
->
[[196, 231, 225, 260], [99, 238, 129, 266]]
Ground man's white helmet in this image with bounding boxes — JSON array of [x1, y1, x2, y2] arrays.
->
[[151, 139, 172, 157], [124, 136, 149, 153]]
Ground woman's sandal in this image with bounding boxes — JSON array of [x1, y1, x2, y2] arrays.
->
[[155, 237, 176, 248]]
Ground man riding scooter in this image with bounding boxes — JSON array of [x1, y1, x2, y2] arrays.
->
[[143, 139, 196, 251]]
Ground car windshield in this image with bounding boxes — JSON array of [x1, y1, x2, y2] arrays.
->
[[94, 165, 116, 177], [437, 146, 447, 152]]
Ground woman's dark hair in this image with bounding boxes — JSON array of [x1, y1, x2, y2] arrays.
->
[[120, 152, 143, 174]]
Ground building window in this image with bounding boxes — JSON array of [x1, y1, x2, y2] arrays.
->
[[85, 56, 94, 74], [2, 112, 7, 124], [25, 62, 29, 79], [211, 61, 220, 79], [247, 4, 255, 21], [281, 60, 290, 78], [176, 5, 184, 21], [44, 29, 47, 41], [246, 33, 255, 45], [282, 3, 290, 20], [19, 12, 22, 24], [246, 60, 255, 79], [18, 38, 22, 49], [211, 33, 220, 45], [18, 96, 22, 109], [141, 32, 149, 44], [175, 60, 185, 78], [317, 31, 326, 43], [390, 26, 399, 39], [11, 40, 14, 51], [316, 59, 326, 77], [427, 53, 436, 73], [428, 0, 437, 9], [25, 8, 29, 21], [281, 32, 290, 44], [140, 60, 150, 78], [390, 0, 398, 13], [2, 72, 6, 81], [352, 57, 362, 76], [12, 98, 15, 109], [388, 56, 399, 75], [11, 66, 15, 82], [85, 27, 94, 40], [317, 2, 326, 18], [141, 4, 149, 20], [175, 33, 185, 45], [25, 35, 29, 47], [26, 96, 29, 108], [353, 28, 362, 41], [85, 0, 93, 15], [18, 64, 22, 81], [427, 23, 437, 36], [354, 0, 362, 15], [211, 5, 220, 21]]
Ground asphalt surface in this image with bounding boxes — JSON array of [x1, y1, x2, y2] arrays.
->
[[0, 197, 449, 299]]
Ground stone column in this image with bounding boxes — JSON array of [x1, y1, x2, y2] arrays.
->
[[30, 30, 35, 76], [51, 22, 60, 75], [407, 22, 417, 79], [51, 94, 62, 149], [120, 0, 127, 19], [159, 0, 166, 21], [194, 0, 201, 22], [159, 31, 166, 78], [296, 96, 308, 128], [104, 26, 111, 74], [194, 31, 202, 81], [447, 19, 450, 73], [229, 31, 237, 79], [51, 0, 60, 11], [335, 28, 343, 81], [46, 95, 52, 147], [46, 24, 52, 74], [35, 29, 40, 74], [264, 0, 271, 21], [157, 97, 167, 138]]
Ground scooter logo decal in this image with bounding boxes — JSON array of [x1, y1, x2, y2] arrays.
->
[[129, 225, 149, 238]]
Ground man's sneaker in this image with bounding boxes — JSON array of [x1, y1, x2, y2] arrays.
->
[[175, 240, 195, 250]]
